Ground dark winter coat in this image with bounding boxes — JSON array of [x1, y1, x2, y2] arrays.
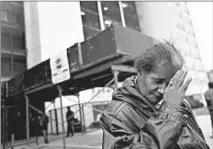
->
[[100, 76, 209, 149]]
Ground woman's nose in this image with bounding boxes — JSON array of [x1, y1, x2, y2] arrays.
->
[[158, 83, 167, 94], [157, 88, 164, 94]]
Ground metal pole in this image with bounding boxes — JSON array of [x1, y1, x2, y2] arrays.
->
[[2, 103, 6, 149], [25, 94, 30, 145], [82, 104, 86, 133], [5, 107, 8, 148], [97, 1, 105, 31], [11, 134, 14, 149], [49, 110, 53, 134], [118, 1, 126, 27], [53, 101, 59, 135], [76, 93, 83, 134], [57, 85, 66, 149], [113, 70, 119, 89]]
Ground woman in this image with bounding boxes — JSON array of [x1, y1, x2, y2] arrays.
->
[[100, 41, 209, 149]]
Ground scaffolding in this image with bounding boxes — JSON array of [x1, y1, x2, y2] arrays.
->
[[1, 24, 155, 148], [1, 58, 137, 149]]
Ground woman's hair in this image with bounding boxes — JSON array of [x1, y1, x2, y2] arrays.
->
[[135, 40, 184, 73]]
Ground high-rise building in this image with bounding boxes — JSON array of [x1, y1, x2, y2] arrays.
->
[[1, 2, 27, 82], [1, 1, 208, 100], [134, 2, 208, 98], [168, 2, 208, 96]]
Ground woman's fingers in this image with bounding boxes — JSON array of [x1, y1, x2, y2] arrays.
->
[[182, 77, 192, 92], [169, 68, 186, 88], [168, 69, 181, 87], [175, 68, 188, 87]]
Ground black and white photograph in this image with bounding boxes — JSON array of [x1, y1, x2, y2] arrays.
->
[[0, 1, 213, 149]]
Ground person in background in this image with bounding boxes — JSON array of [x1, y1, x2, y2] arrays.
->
[[100, 41, 209, 149], [38, 113, 49, 144], [66, 106, 75, 137], [205, 82, 213, 138]]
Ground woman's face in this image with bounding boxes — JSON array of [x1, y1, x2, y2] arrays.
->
[[137, 61, 179, 105]]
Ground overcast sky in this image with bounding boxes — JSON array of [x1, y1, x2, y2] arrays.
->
[[187, 2, 213, 71]]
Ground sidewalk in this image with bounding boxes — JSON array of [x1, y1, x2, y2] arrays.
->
[[196, 115, 213, 149], [13, 129, 102, 149], [42, 129, 102, 149], [11, 112, 213, 149]]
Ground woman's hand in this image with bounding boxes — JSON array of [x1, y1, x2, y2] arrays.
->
[[163, 68, 192, 106]]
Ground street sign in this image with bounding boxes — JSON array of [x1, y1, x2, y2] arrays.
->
[[50, 50, 70, 84]]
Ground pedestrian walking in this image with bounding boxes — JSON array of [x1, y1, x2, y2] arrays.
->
[[205, 82, 213, 138], [66, 106, 74, 137], [37, 113, 49, 144], [100, 41, 209, 149]]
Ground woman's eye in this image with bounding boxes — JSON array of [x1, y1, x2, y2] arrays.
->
[[155, 80, 163, 84]]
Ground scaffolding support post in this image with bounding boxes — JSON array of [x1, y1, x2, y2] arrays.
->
[[11, 134, 14, 149], [82, 104, 86, 133], [112, 70, 119, 89], [53, 100, 59, 135], [57, 85, 66, 149], [49, 110, 53, 134], [76, 93, 84, 134], [111, 64, 137, 89], [25, 94, 30, 145]]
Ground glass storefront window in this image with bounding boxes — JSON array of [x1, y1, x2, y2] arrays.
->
[[80, 1, 101, 40], [83, 26, 100, 40], [80, 1, 140, 39], [81, 9, 100, 29], [80, 1, 98, 12], [121, 1, 140, 31], [101, 1, 122, 28]]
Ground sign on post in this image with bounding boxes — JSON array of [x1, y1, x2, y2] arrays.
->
[[50, 50, 70, 84]]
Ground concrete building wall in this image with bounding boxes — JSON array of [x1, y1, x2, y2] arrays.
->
[[24, 2, 84, 68], [135, 2, 208, 98], [24, 2, 42, 69], [135, 2, 174, 41]]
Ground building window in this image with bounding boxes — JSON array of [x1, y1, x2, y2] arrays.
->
[[11, 12, 24, 28], [101, 2, 122, 28], [11, 12, 17, 25], [1, 33, 11, 49], [80, 1, 101, 40], [10, 1, 23, 5], [13, 55, 26, 73], [1, 10, 9, 22], [121, 1, 140, 31], [12, 32, 25, 49], [1, 54, 12, 76], [16, 13, 24, 27]]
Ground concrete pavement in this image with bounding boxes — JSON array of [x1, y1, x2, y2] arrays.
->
[[41, 115, 213, 149], [12, 114, 213, 149], [196, 115, 213, 149], [13, 129, 102, 149]]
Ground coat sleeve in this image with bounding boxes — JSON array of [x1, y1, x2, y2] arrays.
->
[[100, 101, 192, 149], [177, 100, 210, 149]]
